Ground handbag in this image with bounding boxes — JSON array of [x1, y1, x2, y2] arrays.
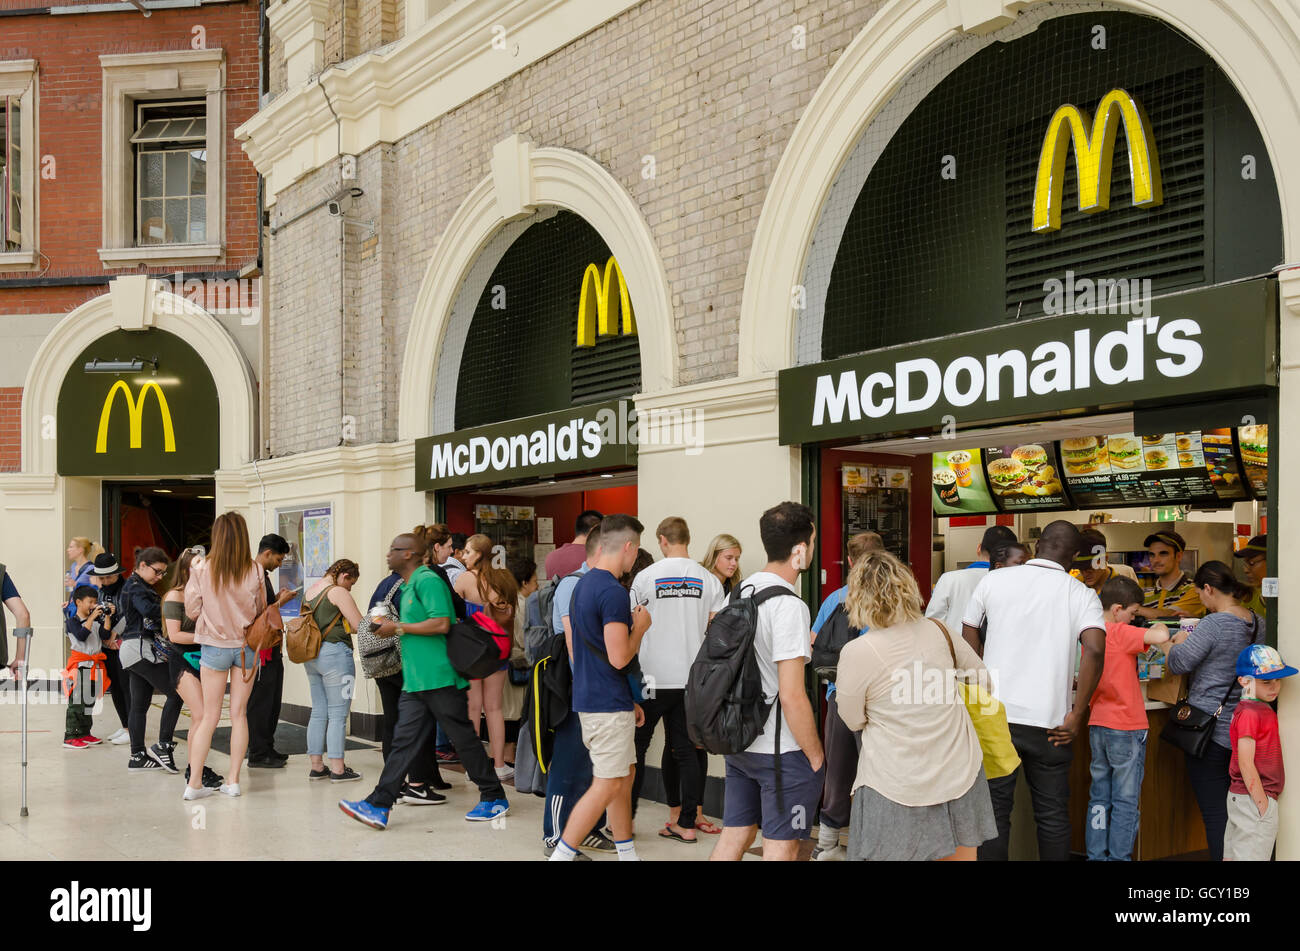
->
[[1159, 616, 1260, 758], [357, 582, 403, 680], [934, 619, 1021, 780]]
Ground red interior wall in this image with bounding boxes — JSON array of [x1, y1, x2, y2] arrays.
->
[[444, 484, 638, 542], [818, 448, 933, 606]]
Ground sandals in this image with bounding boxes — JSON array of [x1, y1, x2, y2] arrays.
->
[[658, 823, 698, 844], [694, 818, 722, 835]]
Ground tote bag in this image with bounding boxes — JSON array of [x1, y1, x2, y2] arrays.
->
[[933, 619, 1021, 780]]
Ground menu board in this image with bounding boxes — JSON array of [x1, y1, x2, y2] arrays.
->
[[842, 465, 909, 563], [1201, 429, 1249, 502], [1060, 431, 1239, 508], [983, 443, 1068, 512], [1237, 424, 1268, 498], [931, 448, 998, 516]]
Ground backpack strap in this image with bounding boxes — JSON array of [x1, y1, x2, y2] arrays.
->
[[745, 583, 800, 816]]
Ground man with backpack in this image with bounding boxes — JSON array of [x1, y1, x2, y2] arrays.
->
[[549, 515, 651, 861], [706, 501, 825, 862]]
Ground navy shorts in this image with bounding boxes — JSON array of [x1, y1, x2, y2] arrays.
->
[[723, 749, 826, 841]]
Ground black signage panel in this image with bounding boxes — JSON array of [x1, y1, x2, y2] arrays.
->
[[984, 442, 1068, 512], [1062, 431, 1247, 508]]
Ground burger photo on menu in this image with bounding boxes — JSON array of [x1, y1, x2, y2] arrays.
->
[[1108, 436, 1143, 470], [1239, 425, 1268, 467], [1060, 436, 1102, 475], [984, 444, 1065, 504], [1144, 446, 1170, 470], [986, 457, 1029, 494]]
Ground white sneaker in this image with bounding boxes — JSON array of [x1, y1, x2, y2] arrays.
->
[[814, 844, 847, 862], [495, 765, 515, 781], [218, 783, 241, 797], [183, 785, 214, 800], [110, 728, 130, 745]]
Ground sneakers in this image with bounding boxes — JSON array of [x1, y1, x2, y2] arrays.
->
[[185, 765, 224, 789], [465, 799, 510, 822], [109, 727, 130, 745], [127, 750, 164, 772], [435, 750, 459, 764], [578, 830, 618, 854], [63, 737, 90, 750], [218, 783, 241, 797], [308, 767, 332, 781], [398, 782, 448, 806], [543, 842, 592, 860], [339, 798, 389, 830], [82, 735, 103, 746], [150, 741, 180, 774], [495, 764, 515, 782], [813, 844, 847, 862], [182, 785, 214, 800], [330, 766, 362, 783]]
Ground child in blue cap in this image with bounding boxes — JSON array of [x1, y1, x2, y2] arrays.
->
[[1225, 644, 1297, 860]]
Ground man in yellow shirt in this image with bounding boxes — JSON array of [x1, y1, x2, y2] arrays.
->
[[1136, 530, 1204, 620], [1233, 534, 1268, 617]]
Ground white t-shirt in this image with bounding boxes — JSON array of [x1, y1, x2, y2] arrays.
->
[[924, 565, 990, 636], [962, 559, 1106, 730], [630, 557, 727, 690], [740, 571, 811, 755]]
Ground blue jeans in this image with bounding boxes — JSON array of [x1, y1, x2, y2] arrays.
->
[[1086, 726, 1147, 861], [200, 644, 257, 671], [304, 641, 355, 760]]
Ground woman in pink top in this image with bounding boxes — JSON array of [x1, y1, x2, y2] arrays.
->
[[183, 512, 270, 800]]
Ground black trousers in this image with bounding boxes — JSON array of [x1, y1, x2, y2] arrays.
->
[[375, 671, 443, 785], [365, 686, 504, 809], [632, 689, 701, 829], [661, 745, 708, 809], [1186, 743, 1233, 862], [246, 645, 284, 758], [979, 723, 1075, 861], [820, 691, 862, 830], [125, 656, 182, 755], [102, 647, 131, 729]]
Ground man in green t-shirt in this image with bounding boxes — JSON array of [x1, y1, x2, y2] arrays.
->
[[339, 534, 508, 830]]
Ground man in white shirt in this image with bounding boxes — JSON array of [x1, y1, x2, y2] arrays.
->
[[925, 525, 1017, 635], [711, 502, 826, 862], [629, 516, 727, 843], [961, 520, 1106, 861]]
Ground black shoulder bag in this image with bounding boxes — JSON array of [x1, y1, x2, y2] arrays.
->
[[1159, 615, 1260, 758]]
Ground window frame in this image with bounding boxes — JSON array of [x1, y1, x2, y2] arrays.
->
[[0, 60, 38, 270], [133, 99, 209, 247]]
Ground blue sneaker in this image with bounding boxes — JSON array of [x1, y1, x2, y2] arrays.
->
[[465, 798, 510, 822], [339, 798, 389, 830]]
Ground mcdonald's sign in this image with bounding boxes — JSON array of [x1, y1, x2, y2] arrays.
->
[[95, 381, 176, 454], [576, 256, 637, 347], [1031, 88, 1163, 233]]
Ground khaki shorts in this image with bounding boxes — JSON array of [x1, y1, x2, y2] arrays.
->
[[1224, 792, 1278, 861], [578, 710, 637, 779]]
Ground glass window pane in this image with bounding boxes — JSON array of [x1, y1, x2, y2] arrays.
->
[[189, 151, 207, 196], [162, 119, 191, 138], [165, 151, 188, 197], [139, 199, 164, 244], [140, 153, 164, 198], [165, 197, 188, 245], [132, 118, 170, 142], [191, 117, 207, 138], [189, 197, 206, 243]]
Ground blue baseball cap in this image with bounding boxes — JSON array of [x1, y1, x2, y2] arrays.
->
[[1236, 644, 1298, 680]]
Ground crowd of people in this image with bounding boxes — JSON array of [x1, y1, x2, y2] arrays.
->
[[0, 505, 1285, 862]]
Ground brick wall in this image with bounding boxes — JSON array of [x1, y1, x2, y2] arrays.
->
[[265, 0, 884, 453], [0, 387, 21, 472]]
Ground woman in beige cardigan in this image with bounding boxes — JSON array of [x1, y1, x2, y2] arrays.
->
[[834, 550, 997, 861]]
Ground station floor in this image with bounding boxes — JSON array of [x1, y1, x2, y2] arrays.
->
[[0, 693, 723, 861]]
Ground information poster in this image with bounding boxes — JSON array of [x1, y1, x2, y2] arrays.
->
[[475, 504, 537, 565], [1061, 433, 1234, 507], [983, 443, 1067, 512], [1237, 424, 1268, 498], [1200, 429, 1249, 502], [930, 449, 997, 516], [275, 504, 333, 618], [842, 465, 909, 563]]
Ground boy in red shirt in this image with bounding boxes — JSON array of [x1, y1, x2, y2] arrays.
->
[[1226, 644, 1297, 861], [1086, 577, 1169, 861]]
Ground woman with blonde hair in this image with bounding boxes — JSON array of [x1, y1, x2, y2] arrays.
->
[[701, 533, 742, 596], [467, 563, 517, 781], [183, 512, 278, 799], [833, 549, 997, 861], [302, 558, 365, 782], [65, 537, 103, 603]]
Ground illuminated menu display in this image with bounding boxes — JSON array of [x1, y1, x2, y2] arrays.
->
[[983, 443, 1068, 512], [1237, 424, 1268, 499], [931, 448, 998, 516], [1061, 431, 1245, 508]]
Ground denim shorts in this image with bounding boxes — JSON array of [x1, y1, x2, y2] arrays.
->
[[200, 643, 257, 672], [723, 749, 826, 841]]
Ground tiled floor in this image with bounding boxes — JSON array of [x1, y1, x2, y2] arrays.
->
[[0, 692, 725, 861]]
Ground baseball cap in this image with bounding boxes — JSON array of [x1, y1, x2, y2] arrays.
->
[[1233, 535, 1267, 560], [1143, 530, 1186, 552], [1236, 644, 1298, 680], [91, 553, 121, 575]]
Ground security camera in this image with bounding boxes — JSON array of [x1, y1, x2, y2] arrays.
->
[[327, 196, 348, 217]]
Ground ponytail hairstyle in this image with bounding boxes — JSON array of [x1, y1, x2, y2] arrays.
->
[[477, 565, 519, 626], [70, 537, 104, 563], [168, 547, 202, 593], [1193, 560, 1252, 603], [423, 523, 452, 566], [326, 558, 361, 583]]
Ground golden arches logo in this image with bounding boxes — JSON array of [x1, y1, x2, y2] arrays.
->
[[1031, 88, 1163, 233], [576, 256, 637, 348], [95, 381, 176, 454]]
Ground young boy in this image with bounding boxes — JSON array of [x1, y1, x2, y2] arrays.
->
[[1225, 644, 1297, 861], [63, 584, 109, 749], [1085, 577, 1169, 861]]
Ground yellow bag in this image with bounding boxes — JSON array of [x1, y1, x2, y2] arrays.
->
[[933, 620, 1021, 780]]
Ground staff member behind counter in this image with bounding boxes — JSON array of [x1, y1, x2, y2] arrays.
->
[[1135, 530, 1204, 621], [1233, 535, 1268, 617], [1070, 528, 1139, 596]]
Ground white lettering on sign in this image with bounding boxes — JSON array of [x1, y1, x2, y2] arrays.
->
[[809, 317, 1204, 426], [427, 413, 607, 482]]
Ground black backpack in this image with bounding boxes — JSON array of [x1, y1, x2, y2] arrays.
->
[[522, 631, 574, 773], [810, 603, 860, 682], [685, 583, 800, 755]]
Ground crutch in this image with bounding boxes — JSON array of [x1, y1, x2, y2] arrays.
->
[[13, 626, 33, 817]]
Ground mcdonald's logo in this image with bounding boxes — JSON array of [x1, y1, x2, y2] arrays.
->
[[1031, 88, 1163, 233], [95, 380, 176, 454], [576, 256, 637, 347]]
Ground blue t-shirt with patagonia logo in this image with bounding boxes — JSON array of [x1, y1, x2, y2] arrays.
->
[[570, 568, 634, 713]]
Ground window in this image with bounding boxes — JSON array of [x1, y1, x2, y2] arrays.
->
[[0, 60, 37, 268], [1, 95, 22, 248], [132, 101, 208, 246]]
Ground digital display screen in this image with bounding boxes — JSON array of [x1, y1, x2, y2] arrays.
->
[[930, 449, 998, 516], [983, 442, 1069, 512], [1237, 424, 1268, 499], [1060, 431, 1245, 508]]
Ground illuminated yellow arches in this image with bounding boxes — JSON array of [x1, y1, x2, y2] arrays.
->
[[1032, 88, 1163, 233], [95, 380, 177, 454], [576, 256, 637, 347]]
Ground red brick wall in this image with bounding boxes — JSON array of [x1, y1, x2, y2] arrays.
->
[[0, 387, 21, 472], [0, 0, 262, 316]]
